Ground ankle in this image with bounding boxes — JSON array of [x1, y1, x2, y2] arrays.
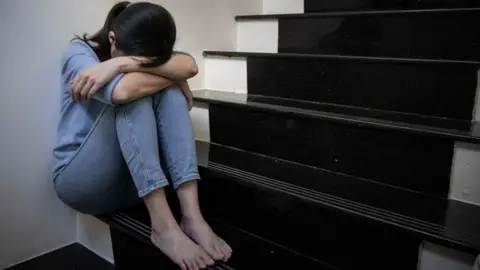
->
[[182, 213, 205, 224], [152, 220, 180, 235]]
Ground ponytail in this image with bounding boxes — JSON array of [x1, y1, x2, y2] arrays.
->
[[79, 1, 130, 62]]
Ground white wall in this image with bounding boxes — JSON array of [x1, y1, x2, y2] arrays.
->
[[0, 0, 261, 268], [150, 0, 262, 88], [262, 0, 304, 14], [419, 243, 476, 270], [0, 0, 110, 267]]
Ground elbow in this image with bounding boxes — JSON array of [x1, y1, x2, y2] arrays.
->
[[186, 61, 199, 79]]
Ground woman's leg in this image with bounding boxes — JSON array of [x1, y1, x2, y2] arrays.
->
[[54, 106, 138, 215], [152, 86, 232, 261], [115, 95, 214, 270]]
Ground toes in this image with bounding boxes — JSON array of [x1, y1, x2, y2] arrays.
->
[[223, 240, 233, 253], [180, 261, 188, 270], [210, 246, 224, 261], [201, 254, 215, 266], [217, 240, 231, 261], [192, 260, 201, 270], [220, 246, 231, 262], [188, 259, 199, 270], [185, 259, 194, 270], [196, 257, 206, 269]]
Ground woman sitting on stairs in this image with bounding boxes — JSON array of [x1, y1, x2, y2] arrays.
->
[[52, 2, 231, 269]]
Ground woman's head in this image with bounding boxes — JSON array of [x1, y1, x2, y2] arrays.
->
[[82, 1, 176, 67]]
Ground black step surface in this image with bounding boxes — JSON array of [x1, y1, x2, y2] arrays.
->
[[275, 8, 480, 61], [193, 89, 480, 138], [304, 0, 480, 12], [202, 141, 480, 255], [5, 243, 114, 270], [204, 51, 479, 122], [194, 90, 480, 197], [105, 207, 334, 270], [207, 101, 454, 196], [100, 141, 480, 269]]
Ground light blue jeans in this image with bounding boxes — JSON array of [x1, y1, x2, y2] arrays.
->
[[54, 86, 199, 215]]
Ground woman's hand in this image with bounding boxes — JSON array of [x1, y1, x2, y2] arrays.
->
[[70, 58, 123, 101], [178, 81, 194, 110]]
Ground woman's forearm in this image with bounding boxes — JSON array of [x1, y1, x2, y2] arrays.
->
[[112, 72, 174, 104], [118, 54, 198, 81]]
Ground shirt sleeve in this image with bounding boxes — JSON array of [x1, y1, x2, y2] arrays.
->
[[61, 41, 124, 105]]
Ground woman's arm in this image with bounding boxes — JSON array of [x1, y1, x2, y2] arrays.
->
[[69, 49, 197, 103], [112, 72, 174, 104], [178, 80, 194, 110], [70, 57, 182, 103], [120, 53, 198, 81]]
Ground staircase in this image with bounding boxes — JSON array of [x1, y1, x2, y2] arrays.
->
[[101, 1, 480, 269]]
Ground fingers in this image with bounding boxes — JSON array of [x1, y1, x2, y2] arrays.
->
[[80, 79, 95, 101], [87, 82, 103, 100], [188, 99, 194, 111], [71, 77, 87, 101], [71, 73, 98, 101]]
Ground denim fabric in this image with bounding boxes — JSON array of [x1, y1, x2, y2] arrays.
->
[[54, 87, 199, 214]]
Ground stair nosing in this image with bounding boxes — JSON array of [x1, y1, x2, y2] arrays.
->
[[203, 50, 480, 66], [193, 90, 480, 144], [236, 7, 480, 20], [205, 161, 480, 253]]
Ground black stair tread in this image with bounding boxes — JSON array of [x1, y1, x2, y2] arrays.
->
[[206, 51, 479, 124], [100, 141, 480, 255], [193, 90, 480, 144], [236, 7, 480, 20], [203, 50, 480, 65], [199, 141, 480, 254], [304, 0, 480, 12], [102, 207, 335, 270]]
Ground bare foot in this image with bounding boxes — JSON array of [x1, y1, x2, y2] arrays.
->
[[151, 226, 215, 270], [181, 217, 232, 262]]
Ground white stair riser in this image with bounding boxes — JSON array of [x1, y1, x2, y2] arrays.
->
[[451, 143, 480, 206], [204, 57, 247, 94], [262, 0, 304, 14], [473, 70, 480, 121], [236, 20, 278, 53], [191, 103, 210, 142]]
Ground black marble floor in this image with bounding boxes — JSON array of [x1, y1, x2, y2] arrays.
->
[[5, 243, 114, 270]]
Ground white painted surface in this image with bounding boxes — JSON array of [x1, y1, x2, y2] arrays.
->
[[204, 56, 248, 94], [418, 242, 475, 270], [473, 70, 480, 121], [236, 20, 279, 53], [450, 143, 480, 206], [0, 0, 110, 267], [191, 103, 211, 142], [77, 214, 114, 263], [77, 214, 114, 264], [262, 0, 304, 14]]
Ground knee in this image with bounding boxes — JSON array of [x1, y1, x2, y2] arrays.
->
[[154, 85, 188, 107], [122, 95, 154, 108]]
